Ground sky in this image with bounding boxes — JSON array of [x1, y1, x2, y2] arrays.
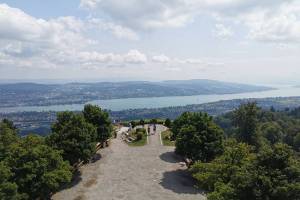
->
[[0, 0, 300, 84]]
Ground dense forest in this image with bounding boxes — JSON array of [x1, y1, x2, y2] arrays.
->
[[170, 103, 300, 199]]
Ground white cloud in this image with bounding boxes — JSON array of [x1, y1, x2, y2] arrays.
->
[[79, 0, 300, 43], [76, 50, 148, 66], [213, 24, 233, 39], [79, 0, 198, 29], [152, 55, 170, 63], [80, 0, 101, 10], [88, 18, 139, 40], [124, 50, 148, 64], [0, 4, 144, 69], [242, 1, 300, 43], [79, 0, 284, 30]]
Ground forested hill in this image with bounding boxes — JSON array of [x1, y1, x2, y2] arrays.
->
[[0, 79, 273, 107]]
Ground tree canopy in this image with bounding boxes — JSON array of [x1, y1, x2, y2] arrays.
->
[[191, 140, 300, 200], [47, 111, 97, 165], [0, 121, 72, 199], [189, 103, 300, 200], [174, 112, 224, 162], [232, 102, 259, 145], [83, 104, 112, 143]]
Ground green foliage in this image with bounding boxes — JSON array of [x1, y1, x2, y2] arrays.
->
[[259, 122, 283, 144], [2, 119, 17, 130], [293, 133, 300, 151], [130, 121, 137, 128], [161, 130, 175, 146], [139, 119, 145, 126], [47, 111, 97, 165], [164, 118, 172, 128], [217, 104, 300, 152], [0, 106, 114, 199], [128, 128, 147, 147], [136, 132, 143, 141], [191, 140, 300, 200], [232, 102, 259, 145], [0, 122, 72, 200], [6, 135, 72, 199], [83, 104, 112, 143], [174, 112, 224, 162], [150, 118, 158, 124], [0, 122, 19, 161], [0, 161, 20, 200]]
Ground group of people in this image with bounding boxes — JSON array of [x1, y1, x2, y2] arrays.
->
[[147, 124, 157, 135]]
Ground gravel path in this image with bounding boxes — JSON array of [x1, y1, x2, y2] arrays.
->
[[52, 125, 206, 200]]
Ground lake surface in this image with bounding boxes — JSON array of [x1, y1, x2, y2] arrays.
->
[[1, 86, 300, 113]]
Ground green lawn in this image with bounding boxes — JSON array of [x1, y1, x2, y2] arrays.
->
[[161, 130, 175, 146], [128, 128, 147, 147]]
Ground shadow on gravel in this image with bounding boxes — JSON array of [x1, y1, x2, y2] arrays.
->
[[159, 151, 182, 163], [160, 169, 200, 194], [91, 153, 102, 163]]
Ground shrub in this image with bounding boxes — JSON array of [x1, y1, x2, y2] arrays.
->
[[136, 132, 143, 141]]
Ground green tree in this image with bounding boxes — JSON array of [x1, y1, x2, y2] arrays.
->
[[174, 112, 224, 162], [47, 111, 97, 165], [0, 161, 21, 200], [83, 104, 112, 144], [191, 140, 255, 199], [260, 122, 283, 144], [150, 118, 158, 124], [293, 133, 300, 151], [6, 135, 72, 199], [164, 118, 171, 128], [139, 119, 145, 126], [1, 119, 16, 130], [232, 102, 259, 145], [0, 122, 19, 161], [191, 141, 300, 200], [130, 121, 137, 128], [253, 143, 300, 199]]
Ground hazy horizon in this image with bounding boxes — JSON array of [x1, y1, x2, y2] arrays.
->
[[0, 78, 298, 86]]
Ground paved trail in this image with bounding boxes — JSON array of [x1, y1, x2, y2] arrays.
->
[[52, 125, 206, 200]]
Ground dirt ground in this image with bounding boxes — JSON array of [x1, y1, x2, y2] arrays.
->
[[52, 125, 206, 200]]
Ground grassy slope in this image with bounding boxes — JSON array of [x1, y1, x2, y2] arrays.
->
[[161, 130, 175, 146]]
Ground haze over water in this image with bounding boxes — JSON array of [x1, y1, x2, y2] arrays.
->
[[1, 86, 300, 113]]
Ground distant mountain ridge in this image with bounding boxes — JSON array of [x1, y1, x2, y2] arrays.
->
[[0, 79, 274, 108]]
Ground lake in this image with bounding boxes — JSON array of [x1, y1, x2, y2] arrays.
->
[[1, 86, 300, 113]]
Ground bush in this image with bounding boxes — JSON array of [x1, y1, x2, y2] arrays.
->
[[136, 128, 146, 133], [136, 132, 143, 141]]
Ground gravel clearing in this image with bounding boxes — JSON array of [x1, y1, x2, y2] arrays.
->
[[52, 125, 206, 200]]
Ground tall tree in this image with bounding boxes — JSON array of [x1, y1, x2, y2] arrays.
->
[[232, 102, 259, 145], [47, 111, 97, 165], [83, 104, 112, 144], [174, 112, 224, 162]]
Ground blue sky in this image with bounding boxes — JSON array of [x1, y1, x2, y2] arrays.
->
[[0, 0, 300, 84]]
